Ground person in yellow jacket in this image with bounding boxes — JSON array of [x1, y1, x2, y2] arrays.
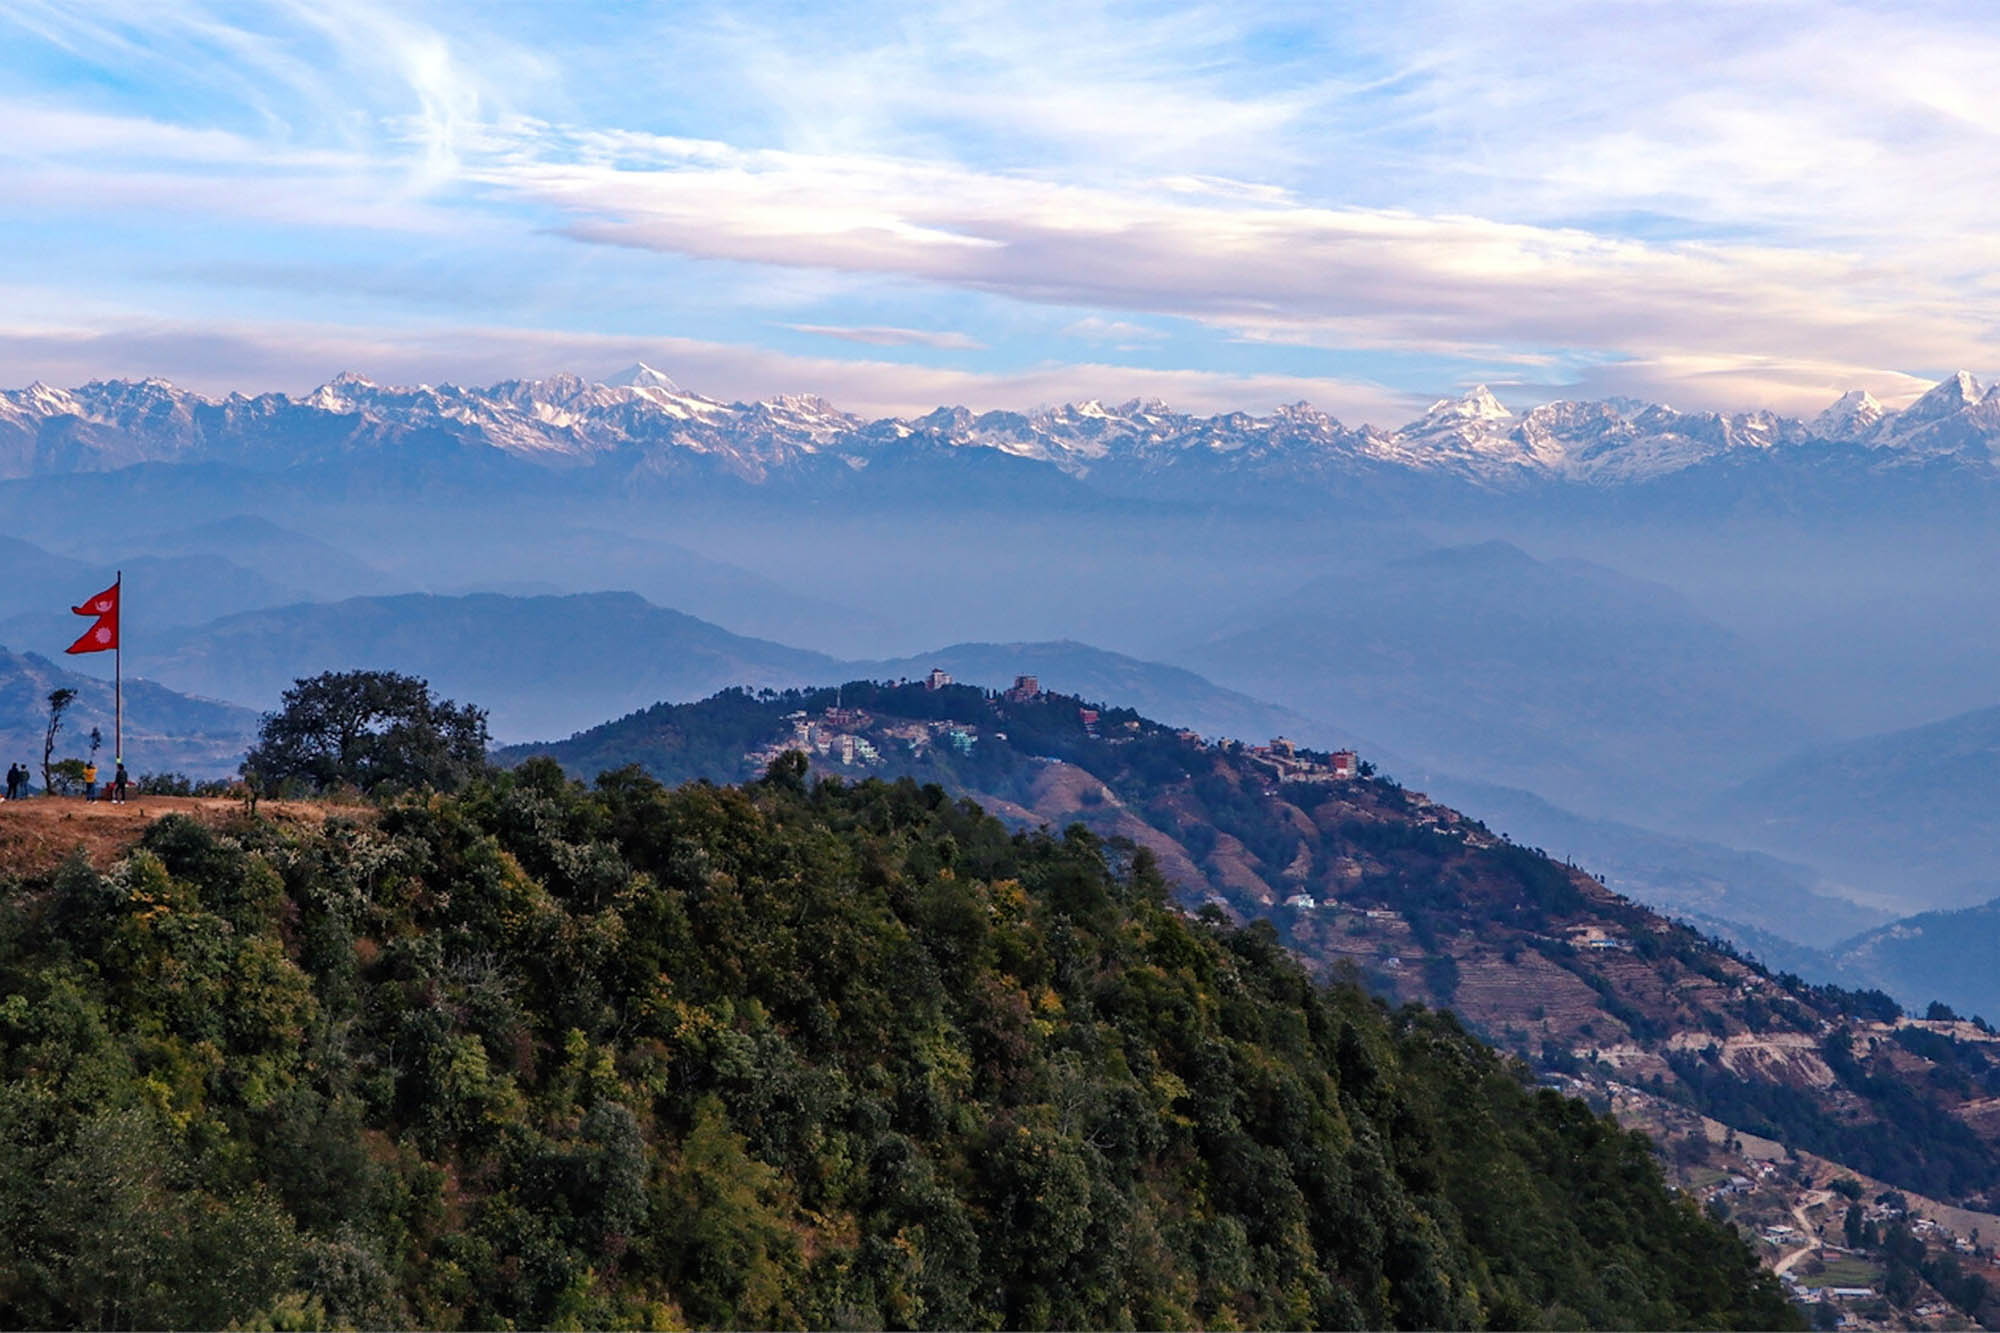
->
[[82, 760, 98, 802]]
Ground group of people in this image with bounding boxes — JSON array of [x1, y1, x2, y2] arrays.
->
[[84, 760, 130, 804], [1, 759, 130, 802]]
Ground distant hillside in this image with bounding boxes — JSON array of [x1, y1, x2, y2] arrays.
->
[[415, 525, 898, 659], [0, 534, 303, 630], [1179, 540, 1818, 820], [135, 591, 843, 742], [137, 589, 1367, 752], [126, 514, 397, 602], [1826, 899, 2000, 1021], [1413, 774, 1891, 951], [1704, 703, 2000, 912], [0, 646, 255, 777]]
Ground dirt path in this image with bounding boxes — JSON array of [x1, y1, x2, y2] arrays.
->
[[1773, 1188, 1832, 1277], [0, 794, 362, 875]]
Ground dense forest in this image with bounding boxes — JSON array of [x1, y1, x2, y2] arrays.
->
[[0, 758, 1796, 1328], [510, 683, 2000, 1218]]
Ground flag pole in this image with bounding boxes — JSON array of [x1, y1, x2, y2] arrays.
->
[[114, 570, 121, 766]]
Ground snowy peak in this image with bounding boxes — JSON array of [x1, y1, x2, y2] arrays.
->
[[1903, 371, 1982, 422], [604, 362, 684, 394], [1812, 389, 1884, 440], [1460, 384, 1513, 420], [1420, 384, 1513, 425]]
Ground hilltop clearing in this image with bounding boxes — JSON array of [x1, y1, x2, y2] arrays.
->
[[0, 794, 361, 874]]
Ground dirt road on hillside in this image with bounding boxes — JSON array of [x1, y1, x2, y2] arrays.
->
[[1773, 1189, 1832, 1277]]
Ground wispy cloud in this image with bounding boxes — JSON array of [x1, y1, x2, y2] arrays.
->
[[1062, 317, 1169, 344], [5, 1, 2000, 415], [480, 127, 1992, 410], [784, 323, 985, 350]]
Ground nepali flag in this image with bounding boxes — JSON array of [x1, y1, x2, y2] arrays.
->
[[65, 579, 119, 655]]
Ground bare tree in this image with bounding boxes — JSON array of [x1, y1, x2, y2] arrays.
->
[[42, 688, 76, 795]]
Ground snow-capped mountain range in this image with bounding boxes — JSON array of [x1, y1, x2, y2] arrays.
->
[[3, 365, 1998, 490]]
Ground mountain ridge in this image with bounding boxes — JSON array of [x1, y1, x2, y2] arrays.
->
[[7, 366, 1999, 491]]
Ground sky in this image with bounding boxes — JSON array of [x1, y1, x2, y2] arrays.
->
[[4, 0, 1999, 423]]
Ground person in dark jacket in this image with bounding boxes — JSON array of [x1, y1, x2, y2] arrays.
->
[[3, 764, 19, 800], [112, 762, 129, 804]]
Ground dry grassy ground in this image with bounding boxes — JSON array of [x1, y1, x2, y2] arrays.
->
[[0, 794, 362, 875]]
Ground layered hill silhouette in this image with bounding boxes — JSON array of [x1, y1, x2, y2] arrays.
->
[[133, 592, 842, 742], [0, 535, 303, 630], [1823, 899, 2000, 1023], [1704, 702, 2000, 912], [1179, 540, 1817, 819], [123, 593, 1337, 749]]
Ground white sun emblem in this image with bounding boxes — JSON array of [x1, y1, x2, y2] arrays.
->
[[94, 626, 111, 643]]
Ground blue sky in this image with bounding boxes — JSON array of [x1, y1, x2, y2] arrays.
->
[[3, 0, 1997, 422]]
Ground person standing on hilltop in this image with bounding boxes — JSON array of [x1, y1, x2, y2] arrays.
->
[[3, 763, 18, 801], [82, 759, 98, 802], [113, 761, 129, 804]]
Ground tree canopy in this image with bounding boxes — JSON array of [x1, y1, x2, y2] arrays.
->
[[0, 762, 1797, 1329], [242, 669, 487, 793]]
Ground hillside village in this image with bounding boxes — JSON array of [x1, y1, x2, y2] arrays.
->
[[1605, 1072, 2000, 1329], [749, 667, 1362, 790]]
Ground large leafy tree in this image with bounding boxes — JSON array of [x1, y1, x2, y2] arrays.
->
[[243, 670, 488, 794]]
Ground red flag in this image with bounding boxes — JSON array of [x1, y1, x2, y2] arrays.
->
[[71, 581, 119, 619], [65, 579, 119, 654]]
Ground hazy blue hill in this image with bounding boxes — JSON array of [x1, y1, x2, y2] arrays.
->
[[131, 583, 1361, 757], [0, 534, 313, 691], [138, 591, 843, 742], [1705, 703, 2000, 911], [0, 536, 91, 614], [0, 550, 303, 633], [440, 525, 898, 659], [0, 645, 255, 777], [0, 463, 289, 546], [1829, 899, 2000, 1021], [124, 514, 398, 602], [1178, 539, 1819, 820]]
